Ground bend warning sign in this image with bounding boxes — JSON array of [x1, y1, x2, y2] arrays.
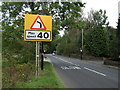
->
[[24, 14, 52, 41], [24, 14, 52, 31], [30, 16, 46, 30]]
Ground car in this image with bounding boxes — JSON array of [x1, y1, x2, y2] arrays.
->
[[52, 53, 55, 56]]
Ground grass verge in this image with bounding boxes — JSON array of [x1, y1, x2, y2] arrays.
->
[[16, 62, 65, 88]]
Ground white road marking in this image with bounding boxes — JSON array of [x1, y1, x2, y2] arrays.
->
[[74, 64, 80, 66], [53, 56, 107, 76], [54, 56, 81, 70], [61, 66, 81, 70], [61, 66, 69, 69], [75, 66, 81, 69], [84, 67, 106, 76], [69, 66, 81, 69]]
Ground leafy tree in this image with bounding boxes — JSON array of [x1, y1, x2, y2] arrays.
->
[[106, 26, 118, 57], [86, 9, 109, 30], [55, 2, 85, 55], [117, 18, 120, 57], [46, 2, 85, 53], [85, 28, 108, 56], [2, 2, 35, 64], [57, 28, 81, 55], [84, 9, 109, 57], [2, 2, 63, 62]]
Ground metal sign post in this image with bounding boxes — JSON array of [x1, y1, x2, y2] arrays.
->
[[36, 41, 40, 76], [38, 41, 40, 74], [36, 41, 37, 76], [41, 42, 44, 70]]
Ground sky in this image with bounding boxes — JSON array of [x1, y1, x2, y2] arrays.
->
[[82, 0, 120, 28]]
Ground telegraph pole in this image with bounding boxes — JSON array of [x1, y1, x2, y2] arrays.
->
[[117, 1, 120, 58], [82, 29, 83, 49], [81, 29, 83, 60]]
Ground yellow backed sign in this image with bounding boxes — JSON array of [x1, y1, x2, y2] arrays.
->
[[24, 14, 52, 30], [24, 14, 52, 41]]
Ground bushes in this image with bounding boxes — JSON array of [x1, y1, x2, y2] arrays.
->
[[2, 30, 36, 88], [2, 60, 35, 88], [2, 36, 36, 88]]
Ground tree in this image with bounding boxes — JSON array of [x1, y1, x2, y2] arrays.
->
[[85, 28, 108, 56], [106, 26, 118, 57], [117, 17, 120, 57], [2, 2, 63, 63], [54, 1, 85, 54], [47, 2, 85, 53], [2, 2, 34, 63], [84, 9, 109, 57]]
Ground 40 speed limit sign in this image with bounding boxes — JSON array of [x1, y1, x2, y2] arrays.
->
[[24, 14, 52, 41], [25, 30, 51, 41]]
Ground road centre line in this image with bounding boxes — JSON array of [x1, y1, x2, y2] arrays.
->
[[84, 67, 106, 76]]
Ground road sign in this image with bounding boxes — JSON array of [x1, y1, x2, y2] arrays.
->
[[24, 14, 52, 41], [25, 30, 51, 41], [30, 16, 46, 30], [24, 14, 52, 30]]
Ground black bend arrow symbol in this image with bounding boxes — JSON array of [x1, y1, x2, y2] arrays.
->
[[37, 21, 42, 28]]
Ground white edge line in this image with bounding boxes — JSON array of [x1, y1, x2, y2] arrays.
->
[[84, 67, 106, 76], [54, 56, 80, 66], [54, 56, 82, 70], [55, 56, 73, 65]]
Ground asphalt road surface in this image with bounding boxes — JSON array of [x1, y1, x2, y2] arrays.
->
[[46, 54, 119, 88]]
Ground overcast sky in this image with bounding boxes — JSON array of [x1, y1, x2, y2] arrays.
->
[[82, 0, 120, 28]]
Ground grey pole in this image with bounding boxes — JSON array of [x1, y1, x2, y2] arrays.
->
[[82, 29, 83, 49], [38, 41, 40, 75], [81, 29, 83, 60], [36, 41, 38, 77], [41, 42, 44, 70]]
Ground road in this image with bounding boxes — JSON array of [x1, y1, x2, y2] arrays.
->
[[46, 54, 119, 88]]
